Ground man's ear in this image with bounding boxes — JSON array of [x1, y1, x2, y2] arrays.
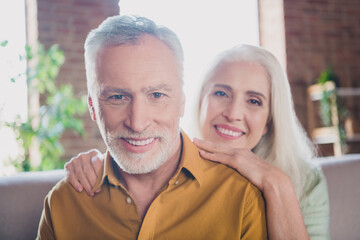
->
[[88, 96, 97, 121], [180, 94, 185, 117]]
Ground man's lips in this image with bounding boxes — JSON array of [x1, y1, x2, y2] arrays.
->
[[214, 125, 245, 139], [120, 137, 157, 153], [124, 137, 155, 146]]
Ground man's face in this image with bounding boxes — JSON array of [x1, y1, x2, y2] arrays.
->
[[90, 35, 185, 174]]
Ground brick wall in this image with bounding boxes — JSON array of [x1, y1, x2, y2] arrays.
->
[[259, 0, 360, 155], [30, 0, 359, 160], [283, 0, 360, 127], [35, 0, 119, 161]]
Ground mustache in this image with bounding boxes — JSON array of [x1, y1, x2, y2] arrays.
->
[[107, 129, 166, 140]]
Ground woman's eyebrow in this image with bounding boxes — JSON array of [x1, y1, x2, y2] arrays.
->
[[246, 90, 267, 100], [212, 84, 267, 100]]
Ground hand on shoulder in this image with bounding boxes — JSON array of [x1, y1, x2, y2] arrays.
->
[[64, 149, 104, 196], [193, 138, 292, 192]]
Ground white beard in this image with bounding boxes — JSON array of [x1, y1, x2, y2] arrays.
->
[[106, 128, 178, 174]]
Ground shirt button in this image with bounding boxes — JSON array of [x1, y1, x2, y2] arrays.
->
[[126, 196, 132, 204], [174, 180, 179, 185]]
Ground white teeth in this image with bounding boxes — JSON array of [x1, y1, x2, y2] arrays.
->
[[216, 126, 243, 137], [126, 138, 155, 146]]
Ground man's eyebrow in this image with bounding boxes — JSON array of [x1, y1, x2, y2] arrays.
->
[[213, 84, 232, 91], [99, 84, 173, 97], [99, 87, 129, 97], [141, 84, 172, 92]]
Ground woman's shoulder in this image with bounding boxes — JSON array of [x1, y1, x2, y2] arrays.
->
[[300, 161, 329, 207], [300, 161, 330, 238]]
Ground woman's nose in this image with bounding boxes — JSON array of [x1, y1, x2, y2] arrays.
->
[[222, 100, 244, 122]]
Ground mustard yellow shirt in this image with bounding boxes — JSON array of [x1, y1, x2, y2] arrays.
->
[[37, 132, 267, 239]]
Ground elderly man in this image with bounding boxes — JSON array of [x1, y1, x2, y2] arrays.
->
[[37, 15, 267, 239]]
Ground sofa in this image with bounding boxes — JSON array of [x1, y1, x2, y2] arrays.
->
[[314, 154, 360, 240], [1, 154, 360, 240], [0, 170, 64, 240]]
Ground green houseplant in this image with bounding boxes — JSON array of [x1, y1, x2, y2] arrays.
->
[[1, 41, 87, 171], [316, 66, 348, 150]]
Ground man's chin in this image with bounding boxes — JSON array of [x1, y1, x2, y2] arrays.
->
[[110, 150, 167, 175]]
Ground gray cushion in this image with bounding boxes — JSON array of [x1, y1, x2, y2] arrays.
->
[[0, 170, 64, 240], [319, 154, 360, 240]]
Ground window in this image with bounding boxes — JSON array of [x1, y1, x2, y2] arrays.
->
[[0, 1, 27, 175], [120, 0, 259, 137]]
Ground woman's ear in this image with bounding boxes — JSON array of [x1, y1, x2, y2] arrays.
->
[[88, 96, 96, 121], [263, 118, 272, 136]]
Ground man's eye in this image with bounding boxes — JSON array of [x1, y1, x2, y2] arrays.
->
[[109, 94, 124, 100], [214, 91, 227, 97], [152, 92, 164, 99]]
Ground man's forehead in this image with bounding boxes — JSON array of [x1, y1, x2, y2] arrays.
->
[[99, 83, 173, 94], [98, 34, 169, 54], [94, 35, 183, 97]]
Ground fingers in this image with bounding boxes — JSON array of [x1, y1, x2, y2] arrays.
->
[[65, 149, 102, 196], [194, 138, 231, 154], [91, 154, 104, 193], [91, 152, 104, 176], [193, 138, 215, 153], [83, 153, 103, 189], [83, 150, 106, 195], [74, 154, 95, 196], [65, 162, 84, 192], [81, 149, 104, 196], [198, 149, 231, 166]]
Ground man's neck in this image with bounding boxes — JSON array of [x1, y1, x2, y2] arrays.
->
[[116, 134, 183, 219]]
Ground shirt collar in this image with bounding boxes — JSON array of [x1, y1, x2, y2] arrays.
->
[[92, 130, 204, 192], [92, 150, 120, 191], [178, 130, 203, 185]]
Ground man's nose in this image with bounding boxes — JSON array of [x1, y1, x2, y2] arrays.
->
[[222, 100, 244, 122], [125, 98, 151, 133]]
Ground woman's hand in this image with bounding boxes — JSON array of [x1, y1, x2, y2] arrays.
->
[[194, 137, 283, 191], [194, 138, 309, 240], [64, 149, 104, 196]]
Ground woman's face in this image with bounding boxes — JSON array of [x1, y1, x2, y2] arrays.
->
[[200, 61, 271, 150]]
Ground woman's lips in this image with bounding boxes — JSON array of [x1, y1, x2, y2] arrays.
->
[[214, 124, 244, 140]]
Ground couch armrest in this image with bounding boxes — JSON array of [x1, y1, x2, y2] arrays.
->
[[318, 154, 360, 240], [0, 170, 64, 240]]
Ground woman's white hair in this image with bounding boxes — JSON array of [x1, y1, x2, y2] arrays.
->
[[199, 44, 317, 201]]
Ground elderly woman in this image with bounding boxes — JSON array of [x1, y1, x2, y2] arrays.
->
[[65, 44, 329, 239]]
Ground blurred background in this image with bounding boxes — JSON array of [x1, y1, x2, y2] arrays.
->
[[0, 0, 359, 175]]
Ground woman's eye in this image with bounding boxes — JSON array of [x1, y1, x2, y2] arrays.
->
[[249, 99, 262, 106], [214, 91, 227, 97]]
